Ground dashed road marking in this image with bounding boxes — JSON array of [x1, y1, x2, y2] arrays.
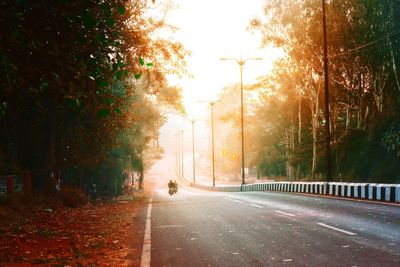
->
[[317, 222, 357, 236], [275, 210, 296, 217], [250, 204, 263, 208], [233, 200, 243, 203]]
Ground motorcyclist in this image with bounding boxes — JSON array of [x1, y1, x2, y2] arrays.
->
[[168, 179, 178, 194], [168, 179, 174, 189]]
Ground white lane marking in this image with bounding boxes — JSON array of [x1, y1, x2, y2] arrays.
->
[[250, 204, 263, 208], [233, 200, 243, 203], [140, 197, 153, 267], [317, 222, 357, 236], [275, 210, 296, 217]]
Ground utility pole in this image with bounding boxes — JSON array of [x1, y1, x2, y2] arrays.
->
[[199, 100, 218, 187], [176, 132, 180, 178], [191, 120, 196, 185], [181, 130, 184, 180], [211, 102, 216, 187], [220, 57, 262, 188], [322, 0, 332, 182]]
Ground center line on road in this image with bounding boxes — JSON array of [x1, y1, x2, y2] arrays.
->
[[275, 210, 296, 217], [233, 200, 243, 203], [317, 222, 357, 236], [250, 204, 263, 208]]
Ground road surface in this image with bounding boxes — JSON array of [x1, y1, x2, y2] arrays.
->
[[139, 156, 400, 267]]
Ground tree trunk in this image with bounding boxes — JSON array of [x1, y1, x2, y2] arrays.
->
[[357, 73, 363, 129], [138, 150, 144, 190], [345, 92, 350, 132], [290, 111, 295, 180], [311, 115, 317, 179], [310, 82, 320, 180], [298, 96, 302, 143], [285, 130, 290, 178], [46, 97, 57, 192], [388, 3, 400, 92], [297, 96, 302, 178], [373, 66, 389, 114], [139, 168, 144, 190]]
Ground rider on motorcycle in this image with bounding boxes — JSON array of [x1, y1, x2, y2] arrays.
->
[[168, 179, 178, 194]]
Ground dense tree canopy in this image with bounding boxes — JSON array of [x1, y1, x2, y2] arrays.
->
[[0, 0, 187, 193], [217, 0, 400, 182]]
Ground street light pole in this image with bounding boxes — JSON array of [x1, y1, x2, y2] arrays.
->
[[176, 132, 180, 178], [199, 100, 218, 187], [220, 57, 262, 187], [210, 102, 216, 187], [239, 62, 245, 187], [191, 120, 196, 185], [181, 129, 184, 180]]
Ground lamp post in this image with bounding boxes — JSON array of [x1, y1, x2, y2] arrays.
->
[[210, 102, 216, 187], [220, 57, 262, 187], [181, 129, 184, 180], [176, 132, 180, 178], [199, 100, 218, 187], [191, 119, 196, 185]]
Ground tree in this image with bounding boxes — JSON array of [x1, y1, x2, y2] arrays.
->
[[247, 0, 400, 181], [0, 0, 188, 192]]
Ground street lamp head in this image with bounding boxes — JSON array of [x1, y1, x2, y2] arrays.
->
[[244, 57, 263, 62], [220, 57, 263, 66], [198, 99, 219, 105]]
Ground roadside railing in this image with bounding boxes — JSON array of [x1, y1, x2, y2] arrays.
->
[[190, 181, 400, 203], [0, 175, 32, 198]]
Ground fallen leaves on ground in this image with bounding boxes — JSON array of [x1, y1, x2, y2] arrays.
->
[[0, 195, 147, 267]]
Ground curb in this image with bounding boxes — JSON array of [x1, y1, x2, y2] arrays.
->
[[191, 181, 400, 204]]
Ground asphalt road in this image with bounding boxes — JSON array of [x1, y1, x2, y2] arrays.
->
[[144, 185, 400, 267], [140, 156, 400, 266]]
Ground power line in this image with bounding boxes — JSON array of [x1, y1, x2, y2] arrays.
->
[[331, 29, 400, 58]]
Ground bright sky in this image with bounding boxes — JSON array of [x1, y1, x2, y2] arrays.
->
[[163, 0, 275, 117], [146, 0, 282, 151]]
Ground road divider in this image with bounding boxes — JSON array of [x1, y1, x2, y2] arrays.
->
[[190, 182, 400, 203]]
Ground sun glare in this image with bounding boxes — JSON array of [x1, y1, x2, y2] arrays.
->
[[157, 0, 283, 117], [148, 0, 284, 152]]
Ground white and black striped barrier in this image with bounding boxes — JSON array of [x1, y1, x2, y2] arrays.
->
[[190, 182, 400, 203]]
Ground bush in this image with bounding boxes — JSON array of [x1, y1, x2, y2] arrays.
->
[[61, 187, 87, 208]]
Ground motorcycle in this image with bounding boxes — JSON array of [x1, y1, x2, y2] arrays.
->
[[168, 181, 178, 195]]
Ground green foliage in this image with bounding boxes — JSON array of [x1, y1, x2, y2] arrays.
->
[[245, 0, 400, 182], [0, 0, 188, 193], [96, 108, 110, 118], [381, 120, 400, 157], [336, 116, 400, 183]]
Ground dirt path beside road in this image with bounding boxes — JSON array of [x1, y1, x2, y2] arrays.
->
[[0, 191, 151, 267]]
